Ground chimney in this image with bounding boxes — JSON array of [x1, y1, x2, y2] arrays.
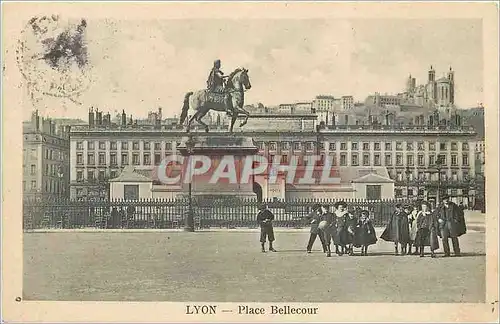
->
[[95, 109, 102, 126], [31, 110, 40, 131], [103, 112, 110, 126], [121, 110, 127, 126], [158, 107, 162, 121], [89, 107, 95, 128], [42, 118, 49, 133], [129, 115, 133, 125]]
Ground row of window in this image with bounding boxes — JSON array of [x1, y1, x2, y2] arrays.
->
[[390, 170, 470, 182], [76, 169, 118, 182], [77, 141, 178, 151], [75, 140, 471, 153], [395, 188, 467, 198], [71, 168, 472, 184], [25, 163, 63, 176], [75, 151, 470, 168], [23, 135, 67, 145], [334, 153, 469, 167], [44, 164, 62, 177], [268, 153, 469, 167], [77, 152, 165, 166], [22, 179, 64, 193], [23, 148, 67, 161], [258, 141, 469, 152]]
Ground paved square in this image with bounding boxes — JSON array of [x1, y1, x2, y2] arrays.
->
[[23, 228, 485, 302]]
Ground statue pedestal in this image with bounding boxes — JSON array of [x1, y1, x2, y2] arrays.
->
[[177, 135, 259, 201]]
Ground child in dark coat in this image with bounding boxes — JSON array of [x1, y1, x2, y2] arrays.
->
[[354, 210, 378, 256], [257, 203, 276, 253]]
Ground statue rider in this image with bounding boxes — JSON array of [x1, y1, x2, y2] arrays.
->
[[207, 59, 233, 116]]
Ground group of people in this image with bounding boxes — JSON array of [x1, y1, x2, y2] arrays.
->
[[381, 195, 467, 257], [305, 201, 378, 257], [256, 195, 467, 257]]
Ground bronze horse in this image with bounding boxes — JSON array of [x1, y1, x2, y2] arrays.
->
[[180, 68, 251, 133]]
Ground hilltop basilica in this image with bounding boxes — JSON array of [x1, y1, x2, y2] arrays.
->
[[401, 65, 455, 109]]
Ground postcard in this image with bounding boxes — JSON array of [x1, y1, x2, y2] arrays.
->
[[2, 1, 499, 322]]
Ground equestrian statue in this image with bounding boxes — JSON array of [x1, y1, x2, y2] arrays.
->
[[180, 59, 252, 133]]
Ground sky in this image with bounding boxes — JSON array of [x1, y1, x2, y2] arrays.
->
[[16, 18, 483, 120]]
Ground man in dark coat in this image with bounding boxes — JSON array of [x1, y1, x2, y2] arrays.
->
[[305, 204, 327, 253], [380, 203, 410, 255], [257, 203, 276, 253], [436, 195, 466, 257]]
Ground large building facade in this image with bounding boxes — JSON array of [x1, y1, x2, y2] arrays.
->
[[69, 109, 479, 206], [23, 110, 71, 200], [320, 125, 477, 205]]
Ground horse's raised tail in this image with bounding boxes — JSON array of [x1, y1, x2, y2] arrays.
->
[[179, 91, 193, 125]]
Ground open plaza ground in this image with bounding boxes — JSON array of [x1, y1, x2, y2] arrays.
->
[[23, 214, 486, 303]]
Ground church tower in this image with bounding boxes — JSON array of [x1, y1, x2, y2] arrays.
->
[[447, 66, 455, 104], [428, 65, 436, 82], [427, 65, 437, 104]]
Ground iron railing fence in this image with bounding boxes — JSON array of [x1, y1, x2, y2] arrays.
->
[[23, 198, 414, 231]]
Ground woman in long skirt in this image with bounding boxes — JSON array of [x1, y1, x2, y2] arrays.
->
[[414, 201, 439, 257], [332, 201, 356, 256], [408, 205, 419, 255]]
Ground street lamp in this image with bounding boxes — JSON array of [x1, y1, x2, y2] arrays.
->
[[405, 166, 411, 200], [184, 135, 195, 232], [57, 165, 66, 199], [435, 156, 444, 205]]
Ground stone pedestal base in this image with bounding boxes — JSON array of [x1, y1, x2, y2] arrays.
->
[[177, 135, 259, 200]]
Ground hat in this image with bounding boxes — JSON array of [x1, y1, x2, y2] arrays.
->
[[395, 203, 402, 208], [441, 195, 450, 201], [259, 203, 267, 210], [361, 210, 369, 215], [335, 201, 347, 208], [420, 201, 430, 207], [312, 203, 321, 211]]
